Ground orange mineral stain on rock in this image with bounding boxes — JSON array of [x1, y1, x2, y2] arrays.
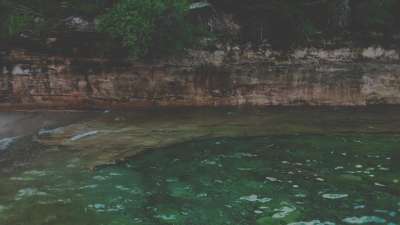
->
[[1, 47, 400, 109]]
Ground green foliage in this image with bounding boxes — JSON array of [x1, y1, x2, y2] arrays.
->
[[353, 0, 397, 33], [0, 0, 109, 39], [5, 14, 35, 37], [1, 0, 400, 54], [0, 0, 41, 38], [97, 0, 201, 58]]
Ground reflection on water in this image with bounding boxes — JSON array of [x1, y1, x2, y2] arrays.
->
[[0, 135, 399, 225]]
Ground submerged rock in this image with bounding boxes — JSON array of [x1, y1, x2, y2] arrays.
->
[[0, 137, 17, 151]]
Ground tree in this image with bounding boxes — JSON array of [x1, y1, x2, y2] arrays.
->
[[97, 0, 201, 58]]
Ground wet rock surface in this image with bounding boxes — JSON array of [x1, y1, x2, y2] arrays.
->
[[2, 107, 400, 169]]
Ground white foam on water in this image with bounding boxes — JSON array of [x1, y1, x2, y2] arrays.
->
[[10, 176, 35, 181], [272, 206, 296, 218], [10, 170, 49, 181], [38, 127, 64, 135], [201, 159, 217, 165], [374, 209, 397, 217], [374, 182, 386, 187], [254, 210, 263, 214], [23, 170, 48, 177], [15, 188, 47, 200], [195, 192, 207, 198], [106, 204, 124, 212], [240, 194, 272, 203], [288, 220, 336, 225], [353, 205, 365, 209], [238, 168, 253, 171], [66, 163, 77, 168], [38, 198, 72, 205], [95, 204, 105, 209], [93, 175, 107, 181], [79, 184, 98, 190], [115, 185, 130, 191], [214, 179, 224, 184], [342, 216, 386, 224], [70, 131, 98, 141], [229, 152, 258, 158], [166, 177, 178, 183], [88, 203, 111, 212], [238, 152, 258, 157], [109, 172, 122, 176], [295, 193, 307, 198], [265, 177, 279, 182], [0, 137, 17, 151], [322, 193, 349, 199], [155, 214, 177, 221]]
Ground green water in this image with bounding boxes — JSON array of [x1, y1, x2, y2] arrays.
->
[[0, 134, 399, 225]]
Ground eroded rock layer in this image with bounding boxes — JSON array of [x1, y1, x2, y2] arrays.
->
[[1, 47, 400, 108]]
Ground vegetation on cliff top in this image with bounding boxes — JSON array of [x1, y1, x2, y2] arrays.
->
[[97, 0, 202, 58], [0, 0, 399, 58]]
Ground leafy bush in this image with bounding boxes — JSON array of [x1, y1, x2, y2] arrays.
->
[[97, 0, 201, 58]]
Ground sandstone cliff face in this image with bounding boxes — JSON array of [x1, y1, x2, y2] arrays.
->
[[1, 47, 400, 108]]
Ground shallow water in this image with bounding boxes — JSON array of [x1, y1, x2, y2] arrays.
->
[[0, 134, 399, 225]]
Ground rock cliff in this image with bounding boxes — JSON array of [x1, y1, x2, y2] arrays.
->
[[1, 47, 400, 108]]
